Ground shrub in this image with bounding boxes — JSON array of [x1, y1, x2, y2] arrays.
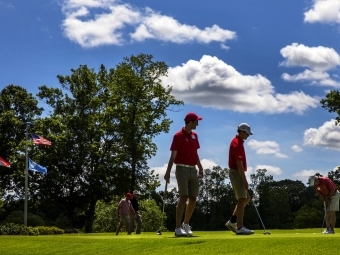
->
[[0, 223, 39, 235], [36, 226, 64, 235], [64, 228, 80, 234], [3, 211, 45, 227]]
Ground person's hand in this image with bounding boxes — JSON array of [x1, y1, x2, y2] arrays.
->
[[198, 169, 203, 178], [326, 198, 331, 205], [164, 172, 170, 183]]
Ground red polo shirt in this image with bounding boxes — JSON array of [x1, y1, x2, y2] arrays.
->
[[170, 128, 200, 165], [229, 135, 247, 171], [315, 176, 337, 197]]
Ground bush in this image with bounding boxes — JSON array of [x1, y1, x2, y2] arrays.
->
[[64, 228, 80, 234], [36, 226, 64, 235], [0, 223, 39, 235], [3, 211, 45, 227], [92, 197, 165, 233]]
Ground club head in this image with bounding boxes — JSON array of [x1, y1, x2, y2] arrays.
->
[[156, 230, 162, 235], [263, 231, 271, 235]]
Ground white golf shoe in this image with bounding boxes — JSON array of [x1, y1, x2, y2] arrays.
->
[[175, 227, 187, 237], [225, 220, 237, 233], [182, 223, 193, 236], [236, 226, 254, 235]]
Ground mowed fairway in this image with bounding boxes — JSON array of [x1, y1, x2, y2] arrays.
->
[[0, 229, 337, 255]]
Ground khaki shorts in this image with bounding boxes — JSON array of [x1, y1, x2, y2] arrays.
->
[[175, 165, 199, 197], [229, 169, 247, 199], [325, 191, 340, 211]]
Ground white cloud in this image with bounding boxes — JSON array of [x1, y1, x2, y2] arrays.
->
[[161, 55, 318, 114], [220, 43, 230, 51], [200, 158, 219, 170], [247, 139, 288, 158], [304, 0, 340, 24], [255, 165, 282, 175], [61, 0, 236, 47], [304, 119, 340, 150], [280, 43, 340, 72], [291, 145, 303, 152], [292, 169, 325, 182], [130, 9, 236, 44], [282, 70, 340, 87]]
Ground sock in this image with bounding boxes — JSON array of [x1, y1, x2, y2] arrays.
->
[[230, 215, 237, 223]]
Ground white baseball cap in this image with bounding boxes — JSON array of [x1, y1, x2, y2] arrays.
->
[[308, 176, 316, 186], [238, 123, 253, 135], [133, 190, 140, 195]]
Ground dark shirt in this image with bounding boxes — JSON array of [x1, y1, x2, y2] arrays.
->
[[130, 197, 139, 212]]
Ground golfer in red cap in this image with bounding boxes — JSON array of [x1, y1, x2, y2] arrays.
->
[[116, 193, 135, 235], [164, 112, 204, 236]]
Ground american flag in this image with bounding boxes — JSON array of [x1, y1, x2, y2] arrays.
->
[[31, 133, 52, 146], [0, 156, 10, 168]]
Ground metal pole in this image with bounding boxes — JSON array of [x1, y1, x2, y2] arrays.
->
[[24, 125, 28, 226]]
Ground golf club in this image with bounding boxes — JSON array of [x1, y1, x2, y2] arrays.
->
[[249, 190, 271, 235], [156, 182, 167, 235], [321, 204, 326, 233]]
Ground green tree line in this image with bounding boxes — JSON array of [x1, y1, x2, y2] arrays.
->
[[0, 53, 340, 233]]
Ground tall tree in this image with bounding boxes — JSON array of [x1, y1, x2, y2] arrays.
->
[[36, 64, 127, 232], [110, 54, 183, 191], [0, 85, 42, 216], [320, 90, 340, 125]]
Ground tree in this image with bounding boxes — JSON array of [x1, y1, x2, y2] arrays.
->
[[0, 85, 43, 221], [320, 90, 340, 125], [36, 54, 182, 232], [110, 54, 183, 192], [36, 64, 130, 232]]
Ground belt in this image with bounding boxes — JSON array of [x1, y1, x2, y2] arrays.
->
[[177, 164, 196, 168]]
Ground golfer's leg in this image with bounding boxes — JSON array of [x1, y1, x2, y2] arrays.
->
[[176, 196, 188, 228], [330, 211, 336, 230], [236, 198, 246, 227], [184, 196, 196, 224], [116, 219, 123, 234], [326, 211, 331, 229], [136, 215, 142, 234]]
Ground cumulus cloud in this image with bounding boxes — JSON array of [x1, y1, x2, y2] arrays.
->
[[304, 0, 340, 24], [280, 43, 340, 72], [291, 145, 303, 152], [292, 169, 325, 182], [61, 0, 236, 47], [304, 119, 340, 150], [255, 165, 282, 175], [280, 43, 340, 87], [282, 70, 340, 87], [161, 55, 318, 114], [247, 140, 288, 158]]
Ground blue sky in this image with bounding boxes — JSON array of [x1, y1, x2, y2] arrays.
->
[[1, 0, 340, 190]]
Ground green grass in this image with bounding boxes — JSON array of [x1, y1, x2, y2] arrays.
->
[[0, 229, 337, 255]]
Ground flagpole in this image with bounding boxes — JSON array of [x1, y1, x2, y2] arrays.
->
[[24, 124, 28, 227]]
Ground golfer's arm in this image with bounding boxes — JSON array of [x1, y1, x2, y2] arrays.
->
[[236, 161, 247, 180], [196, 155, 203, 171], [166, 151, 177, 174]]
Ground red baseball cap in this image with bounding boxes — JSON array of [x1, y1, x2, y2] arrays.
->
[[184, 112, 203, 122], [125, 193, 132, 198]]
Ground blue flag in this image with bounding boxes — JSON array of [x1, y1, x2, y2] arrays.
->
[[28, 158, 47, 174]]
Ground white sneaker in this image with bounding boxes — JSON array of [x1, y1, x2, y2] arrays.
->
[[182, 223, 193, 236], [175, 227, 187, 237], [325, 229, 335, 234], [225, 220, 237, 233], [322, 229, 328, 234], [236, 226, 254, 235]]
